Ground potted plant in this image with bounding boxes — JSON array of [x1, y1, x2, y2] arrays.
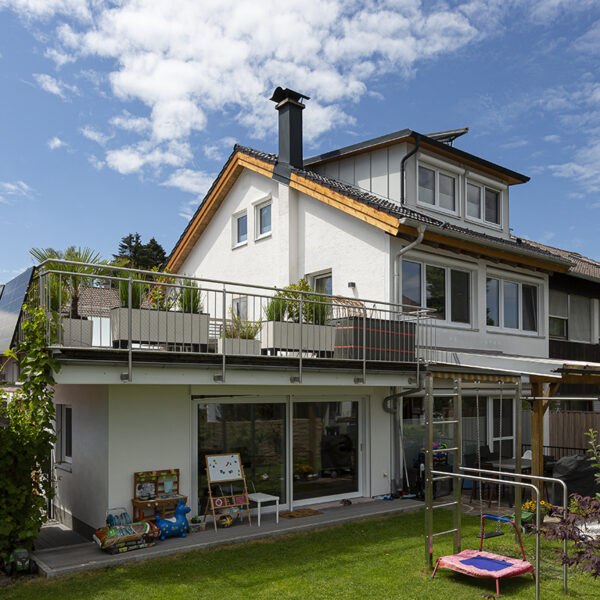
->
[[30, 246, 109, 347], [110, 275, 209, 351], [218, 312, 261, 355], [261, 278, 335, 356]]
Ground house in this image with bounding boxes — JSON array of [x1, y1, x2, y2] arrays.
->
[[1, 88, 598, 539]]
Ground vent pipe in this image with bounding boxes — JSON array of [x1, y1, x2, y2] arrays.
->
[[270, 87, 310, 182]]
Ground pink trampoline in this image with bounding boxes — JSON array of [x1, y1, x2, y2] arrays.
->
[[431, 515, 534, 598]]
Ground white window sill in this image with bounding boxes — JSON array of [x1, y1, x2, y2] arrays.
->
[[464, 215, 503, 231], [416, 201, 459, 218], [232, 241, 248, 250], [486, 327, 542, 339], [255, 232, 272, 242], [55, 462, 72, 473], [429, 320, 476, 331]]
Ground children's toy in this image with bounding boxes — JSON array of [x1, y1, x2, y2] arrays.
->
[[3, 540, 36, 576], [93, 520, 160, 554], [155, 498, 191, 540]]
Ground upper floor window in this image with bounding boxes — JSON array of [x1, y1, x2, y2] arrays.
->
[[402, 260, 471, 324], [233, 211, 247, 247], [549, 290, 592, 342], [486, 277, 538, 332], [418, 165, 457, 213], [255, 201, 271, 239], [467, 182, 501, 225], [313, 272, 332, 296]]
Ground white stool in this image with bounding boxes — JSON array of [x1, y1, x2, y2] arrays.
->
[[247, 492, 279, 527]]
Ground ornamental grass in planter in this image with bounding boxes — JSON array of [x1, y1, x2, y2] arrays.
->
[[261, 278, 334, 356], [217, 313, 262, 355], [110, 276, 209, 351]]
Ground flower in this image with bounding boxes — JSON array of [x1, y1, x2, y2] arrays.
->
[[522, 499, 552, 515]]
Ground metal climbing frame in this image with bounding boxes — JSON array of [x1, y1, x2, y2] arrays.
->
[[423, 373, 543, 599]]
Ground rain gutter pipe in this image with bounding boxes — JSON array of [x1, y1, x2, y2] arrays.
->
[[400, 133, 421, 205]]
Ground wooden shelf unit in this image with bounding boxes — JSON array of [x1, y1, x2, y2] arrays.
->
[[131, 468, 187, 522]]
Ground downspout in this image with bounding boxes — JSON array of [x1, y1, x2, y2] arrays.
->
[[400, 133, 421, 205], [393, 222, 426, 304], [383, 372, 426, 494]]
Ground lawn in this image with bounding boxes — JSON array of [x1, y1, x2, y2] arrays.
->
[[4, 510, 596, 600]]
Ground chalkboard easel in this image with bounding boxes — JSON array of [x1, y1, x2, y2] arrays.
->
[[204, 453, 251, 531]]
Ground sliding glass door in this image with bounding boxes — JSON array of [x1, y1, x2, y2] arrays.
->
[[195, 397, 364, 513], [197, 402, 286, 512], [292, 400, 360, 502]]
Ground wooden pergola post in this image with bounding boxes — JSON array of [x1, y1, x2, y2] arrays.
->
[[530, 377, 560, 479]]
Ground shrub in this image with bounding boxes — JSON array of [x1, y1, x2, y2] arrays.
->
[[179, 281, 202, 314], [225, 314, 261, 340]]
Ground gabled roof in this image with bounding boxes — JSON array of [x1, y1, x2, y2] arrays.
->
[[304, 129, 530, 186], [515, 237, 600, 283], [166, 145, 570, 274]]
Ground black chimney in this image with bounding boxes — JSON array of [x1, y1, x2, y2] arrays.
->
[[270, 87, 310, 182]]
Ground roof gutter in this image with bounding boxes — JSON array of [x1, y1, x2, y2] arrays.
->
[[400, 133, 421, 205]]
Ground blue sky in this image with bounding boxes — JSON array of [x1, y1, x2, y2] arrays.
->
[[1, 0, 600, 283]]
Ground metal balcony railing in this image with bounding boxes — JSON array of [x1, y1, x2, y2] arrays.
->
[[24, 260, 439, 381]]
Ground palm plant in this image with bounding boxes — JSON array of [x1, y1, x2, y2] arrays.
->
[[30, 247, 112, 319]]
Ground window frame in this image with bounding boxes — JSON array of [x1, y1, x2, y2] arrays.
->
[[549, 291, 593, 343], [401, 259, 472, 327], [232, 210, 248, 248], [57, 404, 72, 465], [465, 179, 503, 228], [254, 199, 272, 241], [311, 271, 333, 296], [417, 162, 459, 216], [485, 275, 539, 334]]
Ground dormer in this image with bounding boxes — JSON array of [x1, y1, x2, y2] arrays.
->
[[305, 129, 529, 240]]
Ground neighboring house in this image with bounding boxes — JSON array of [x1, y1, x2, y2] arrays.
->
[[1, 88, 598, 538]]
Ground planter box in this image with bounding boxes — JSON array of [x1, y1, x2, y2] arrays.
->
[[331, 316, 416, 361], [217, 338, 261, 356], [59, 317, 93, 347], [261, 321, 335, 356], [110, 308, 209, 351]]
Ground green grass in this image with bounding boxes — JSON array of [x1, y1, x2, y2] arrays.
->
[[4, 510, 596, 600]]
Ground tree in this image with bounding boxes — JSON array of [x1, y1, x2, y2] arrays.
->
[[114, 233, 167, 270], [0, 307, 60, 555], [29, 247, 111, 319]]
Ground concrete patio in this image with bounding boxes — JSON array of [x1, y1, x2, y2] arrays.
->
[[33, 497, 423, 578]]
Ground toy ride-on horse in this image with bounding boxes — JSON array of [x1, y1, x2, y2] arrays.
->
[[155, 499, 191, 540]]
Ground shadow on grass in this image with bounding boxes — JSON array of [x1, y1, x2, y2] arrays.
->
[[3, 510, 593, 600]]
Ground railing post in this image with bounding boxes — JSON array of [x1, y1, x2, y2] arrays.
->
[[362, 305, 367, 383], [424, 372, 434, 568], [221, 284, 227, 382], [127, 274, 133, 382], [298, 296, 303, 383]]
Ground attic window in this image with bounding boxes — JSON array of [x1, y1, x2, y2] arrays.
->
[[233, 211, 248, 247], [418, 165, 457, 213], [467, 182, 501, 225]]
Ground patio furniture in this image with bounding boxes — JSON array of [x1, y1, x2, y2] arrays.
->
[[247, 491, 280, 526]]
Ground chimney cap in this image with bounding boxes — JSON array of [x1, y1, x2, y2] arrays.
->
[[270, 87, 310, 105]]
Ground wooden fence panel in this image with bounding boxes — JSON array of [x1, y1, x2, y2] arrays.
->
[[549, 411, 600, 451]]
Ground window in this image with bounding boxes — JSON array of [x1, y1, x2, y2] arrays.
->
[[232, 296, 248, 319], [467, 182, 501, 225], [418, 165, 457, 212], [58, 405, 72, 464], [233, 212, 247, 246], [313, 273, 332, 296], [255, 201, 271, 239], [402, 260, 471, 324], [486, 277, 538, 332], [550, 290, 592, 342]]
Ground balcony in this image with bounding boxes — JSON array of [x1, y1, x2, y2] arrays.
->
[[25, 260, 438, 381]]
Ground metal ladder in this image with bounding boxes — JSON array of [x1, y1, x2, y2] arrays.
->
[[424, 373, 462, 568]]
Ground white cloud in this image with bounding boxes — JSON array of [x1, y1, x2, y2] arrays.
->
[[0, 0, 91, 21], [88, 154, 105, 170], [110, 113, 151, 134], [572, 20, 600, 55], [44, 47, 75, 67], [33, 73, 78, 98], [0, 180, 33, 204], [203, 137, 237, 161], [105, 140, 191, 175], [80, 126, 111, 146], [500, 138, 527, 149], [47, 136, 66, 150], [543, 134, 560, 143], [162, 168, 217, 219]]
